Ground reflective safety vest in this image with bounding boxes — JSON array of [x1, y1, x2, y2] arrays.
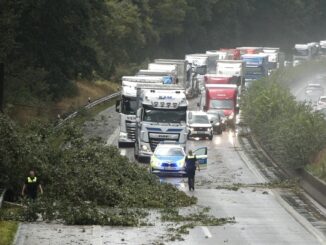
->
[[27, 177, 37, 183]]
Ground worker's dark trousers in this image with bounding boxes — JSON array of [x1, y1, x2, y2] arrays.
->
[[187, 171, 195, 190]]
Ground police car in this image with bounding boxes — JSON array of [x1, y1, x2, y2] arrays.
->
[[150, 142, 208, 176]]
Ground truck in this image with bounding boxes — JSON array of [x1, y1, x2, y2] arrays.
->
[[241, 54, 269, 88], [220, 49, 241, 60], [116, 76, 165, 147], [236, 47, 263, 55], [204, 74, 239, 86], [204, 84, 238, 125], [262, 47, 285, 72], [319, 40, 326, 56], [153, 59, 188, 88], [137, 69, 176, 84], [216, 60, 245, 87], [185, 54, 219, 95], [293, 43, 319, 63], [206, 50, 231, 60], [134, 84, 188, 161]]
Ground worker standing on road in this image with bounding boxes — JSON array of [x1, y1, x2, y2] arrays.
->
[[22, 170, 43, 200], [185, 150, 200, 191]]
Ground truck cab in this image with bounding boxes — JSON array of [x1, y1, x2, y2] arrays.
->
[[204, 84, 238, 123], [116, 76, 164, 147], [320, 41, 326, 56], [262, 47, 285, 72], [204, 74, 239, 86], [241, 54, 269, 88], [134, 84, 188, 162]]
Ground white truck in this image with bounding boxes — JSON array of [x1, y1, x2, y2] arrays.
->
[[216, 60, 245, 87], [293, 43, 319, 65], [116, 76, 164, 147], [153, 59, 188, 88], [134, 84, 188, 161], [262, 47, 285, 72], [185, 53, 219, 92], [319, 40, 326, 56], [137, 69, 176, 84]]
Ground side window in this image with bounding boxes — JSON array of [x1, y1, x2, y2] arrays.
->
[[194, 147, 207, 156]]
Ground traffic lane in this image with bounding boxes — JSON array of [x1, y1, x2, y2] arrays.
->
[[290, 74, 326, 101], [175, 188, 322, 245]]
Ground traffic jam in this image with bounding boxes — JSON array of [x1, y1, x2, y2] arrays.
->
[[115, 41, 326, 180]]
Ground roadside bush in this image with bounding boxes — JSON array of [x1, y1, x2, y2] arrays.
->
[[242, 66, 326, 170], [0, 114, 196, 225]]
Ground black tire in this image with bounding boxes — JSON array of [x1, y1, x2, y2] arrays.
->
[[218, 128, 223, 135], [209, 134, 213, 140], [134, 146, 139, 161], [187, 134, 191, 140]]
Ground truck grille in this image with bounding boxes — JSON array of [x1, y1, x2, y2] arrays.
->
[[161, 163, 177, 168], [194, 127, 208, 131], [148, 133, 179, 152], [126, 120, 136, 140]]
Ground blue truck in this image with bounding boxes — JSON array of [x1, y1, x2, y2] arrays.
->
[[241, 54, 269, 88]]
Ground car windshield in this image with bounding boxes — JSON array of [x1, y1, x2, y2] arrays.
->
[[209, 99, 234, 110], [189, 115, 209, 124], [121, 96, 138, 115], [143, 106, 187, 123], [155, 147, 184, 156]]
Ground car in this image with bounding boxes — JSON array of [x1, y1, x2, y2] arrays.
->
[[207, 110, 225, 134], [187, 111, 213, 140], [317, 95, 326, 109], [316, 107, 326, 119], [149, 143, 208, 176], [305, 84, 324, 104]]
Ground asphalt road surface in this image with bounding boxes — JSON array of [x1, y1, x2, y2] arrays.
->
[[15, 78, 326, 245]]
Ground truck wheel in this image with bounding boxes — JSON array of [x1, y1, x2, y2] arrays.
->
[[187, 134, 191, 140], [134, 147, 139, 161]]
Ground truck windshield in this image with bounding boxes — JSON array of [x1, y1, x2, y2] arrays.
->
[[143, 107, 187, 123], [121, 96, 138, 115], [294, 49, 309, 56], [209, 100, 234, 110], [245, 67, 264, 76]]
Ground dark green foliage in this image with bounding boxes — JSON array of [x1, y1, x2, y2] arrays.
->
[[242, 61, 326, 169], [1, 0, 326, 106], [0, 114, 196, 225]]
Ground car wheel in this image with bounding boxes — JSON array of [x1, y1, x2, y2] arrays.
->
[[209, 134, 213, 140], [218, 128, 223, 135], [187, 134, 191, 140]]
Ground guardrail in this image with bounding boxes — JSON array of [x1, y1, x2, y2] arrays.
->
[[0, 91, 121, 208], [56, 91, 121, 128]]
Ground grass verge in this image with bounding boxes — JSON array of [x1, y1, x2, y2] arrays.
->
[[0, 221, 18, 245]]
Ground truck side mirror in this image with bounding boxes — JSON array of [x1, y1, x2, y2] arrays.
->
[[236, 107, 240, 114], [115, 100, 121, 112]]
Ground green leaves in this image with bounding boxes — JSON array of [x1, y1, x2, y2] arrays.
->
[[0, 116, 196, 225], [242, 62, 326, 170]]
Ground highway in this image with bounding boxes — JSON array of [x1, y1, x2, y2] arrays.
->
[[15, 76, 326, 245]]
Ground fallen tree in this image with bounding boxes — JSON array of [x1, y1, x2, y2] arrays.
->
[[0, 114, 196, 225]]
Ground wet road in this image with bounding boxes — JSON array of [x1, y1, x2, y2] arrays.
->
[[15, 79, 326, 244]]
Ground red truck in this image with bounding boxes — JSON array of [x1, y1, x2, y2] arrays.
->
[[220, 48, 241, 60], [204, 74, 239, 86], [204, 84, 238, 125]]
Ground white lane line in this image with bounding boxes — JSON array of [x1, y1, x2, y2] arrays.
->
[[91, 225, 103, 245], [105, 127, 119, 146], [201, 226, 212, 238], [120, 149, 126, 156]]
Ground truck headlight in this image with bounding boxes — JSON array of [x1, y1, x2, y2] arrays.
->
[[141, 145, 149, 151], [228, 113, 234, 120]]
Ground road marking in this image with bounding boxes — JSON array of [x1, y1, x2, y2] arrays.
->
[[91, 225, 103, 245], [120, 149, 126, 156], [105, 127, 119, 146], [201, 226, 212, 238]]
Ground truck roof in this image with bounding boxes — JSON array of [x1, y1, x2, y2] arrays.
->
[[263, 47, 280, 52], [236, 47, 263, 50], [148, 63, 176, 71], [216, 60, 245, 64], [137, 70, 175, 76], [122, 76, 164, 83], [242, 54, 269, 58], [136, 84, 184, 90], [205, 84, 237, 89], [205, 74, 235, 78], [154, 59, 186, 64]]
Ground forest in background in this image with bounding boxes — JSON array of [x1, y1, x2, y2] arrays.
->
[[1, 0, 326, 107]]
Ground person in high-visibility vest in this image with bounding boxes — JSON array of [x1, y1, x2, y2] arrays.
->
[[22, 170, 43, 200], [185, 150, 200, 191]]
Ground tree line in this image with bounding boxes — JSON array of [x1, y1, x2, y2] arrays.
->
[[1, 0, 325, 104]]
